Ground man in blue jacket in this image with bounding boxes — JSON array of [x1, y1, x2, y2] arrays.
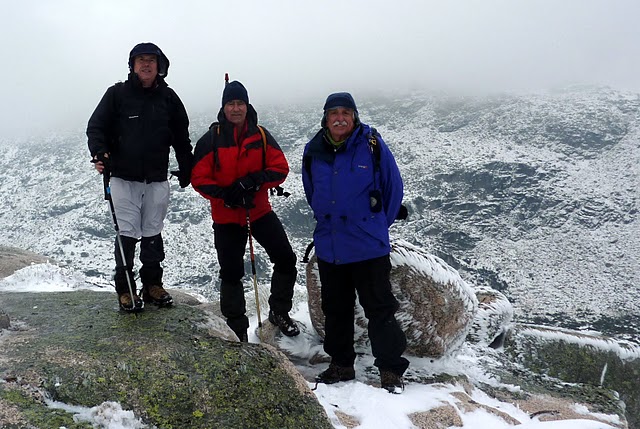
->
[[302, 92, 409, 393]]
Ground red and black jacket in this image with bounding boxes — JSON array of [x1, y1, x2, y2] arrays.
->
[[191, 104, 288, 225]]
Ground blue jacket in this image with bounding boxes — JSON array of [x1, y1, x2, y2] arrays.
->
[[302, 123, 403, 264]]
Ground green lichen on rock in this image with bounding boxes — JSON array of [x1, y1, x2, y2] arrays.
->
[[0, 386, 92, 429], [0, 291, 332, 429], [504, 325, 638, 428]]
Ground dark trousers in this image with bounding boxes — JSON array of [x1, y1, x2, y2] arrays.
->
[[114, 235, 137, 294], [317, 255, 409, 376], [114, 234, 164, 293], [213, 211, 297, 332]]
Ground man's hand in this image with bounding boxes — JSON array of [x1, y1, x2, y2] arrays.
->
[[226, 175, 256, 202], [223, 186, 256, 209], [396, 204, 408, 220], [91, 152, 110, 174], [240, 192, 255, 209], [223, 186, 241, 208], [236, 175, 257, 192], [170, 170, 191, 188]]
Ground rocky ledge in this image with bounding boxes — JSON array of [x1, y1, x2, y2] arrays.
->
[[0, 290, 331, 429]]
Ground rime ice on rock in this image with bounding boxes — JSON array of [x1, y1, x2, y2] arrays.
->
[[466, 285, 514, 348], [306, 239, 479, 358]]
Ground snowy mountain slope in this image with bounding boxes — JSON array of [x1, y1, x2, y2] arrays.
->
[[0, 86, 637, 343], [361, 88, 640, 341]]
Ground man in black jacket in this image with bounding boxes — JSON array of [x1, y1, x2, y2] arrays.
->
[[87, 42, 193, 311]]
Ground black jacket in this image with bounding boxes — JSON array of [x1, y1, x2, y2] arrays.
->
[[87, 73, 193, 183]]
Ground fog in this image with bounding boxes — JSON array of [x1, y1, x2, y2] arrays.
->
[[1, 0, 639, 139]]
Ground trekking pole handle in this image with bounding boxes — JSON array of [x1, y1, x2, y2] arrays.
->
[[102, 167, 111, 201]]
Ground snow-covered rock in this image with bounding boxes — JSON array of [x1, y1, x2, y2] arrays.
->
[[466, 285, 514, 347], [306, 239, 478, 358]]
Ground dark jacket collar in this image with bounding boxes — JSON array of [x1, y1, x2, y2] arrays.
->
[[216, 103, 259, 134], [311, 125, 364, 152], [306, 124, 365, 163], [125, 72, 168, 92]]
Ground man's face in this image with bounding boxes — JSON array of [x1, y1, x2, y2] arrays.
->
[[326, 107, 355, 142], [224, 100, 248, 127], [133, 54, 158, 87]]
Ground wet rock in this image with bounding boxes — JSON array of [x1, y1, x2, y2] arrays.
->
[[0, 290, 332, 429], [504, 324, 638, 428]]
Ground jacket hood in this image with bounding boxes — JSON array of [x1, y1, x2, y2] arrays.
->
[[128, 42, 170, 78]]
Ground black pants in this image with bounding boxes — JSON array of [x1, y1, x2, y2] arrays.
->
[[318, 255, 409, 376], [213, 211, 297, 332], [114, 234, 164, 293]]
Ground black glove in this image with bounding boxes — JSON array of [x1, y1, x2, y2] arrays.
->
[[396, 204, 408, 220], [240, 192, 255, 209], [223, 187, 255, 209], [91, 151, 111, 171], [170, 170, 191, 188], [226, 175, 256, 202], [236, 175, 258, 192], [223, 189, 241, 208], [225, 184, 243, 207]]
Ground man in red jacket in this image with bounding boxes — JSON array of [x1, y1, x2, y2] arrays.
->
[[191, 81, 299, 341]]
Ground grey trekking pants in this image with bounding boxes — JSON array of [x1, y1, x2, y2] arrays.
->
[[109, 177, 170, 239]]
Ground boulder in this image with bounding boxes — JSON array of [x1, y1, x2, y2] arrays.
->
[[466, 285, 514, 348], [0, 246, 50, 279], [0, 290, 332, 429], [504, 323, 639, 429], [306, 239, 478, 358]]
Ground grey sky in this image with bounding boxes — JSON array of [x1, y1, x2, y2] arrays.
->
[[1, 0, 639, 139]]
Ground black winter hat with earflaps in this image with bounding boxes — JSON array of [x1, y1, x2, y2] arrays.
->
[[128, 42, 170, 78]]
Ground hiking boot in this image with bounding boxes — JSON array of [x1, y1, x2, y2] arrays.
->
[[227, 322, 249, 343], [380, 371, 404, 394], [315, 364, 356, 384], [235, 330, 248, 342], [268, 310, 300, 337], [118, 291, 144, 312], [142, 284, 173, 306]]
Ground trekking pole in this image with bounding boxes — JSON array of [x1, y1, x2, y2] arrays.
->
[[102, 168, 138, 308], [246, 208, 263, 337]]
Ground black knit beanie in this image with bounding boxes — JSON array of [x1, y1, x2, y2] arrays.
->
[[222, 81, 249, 106]]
